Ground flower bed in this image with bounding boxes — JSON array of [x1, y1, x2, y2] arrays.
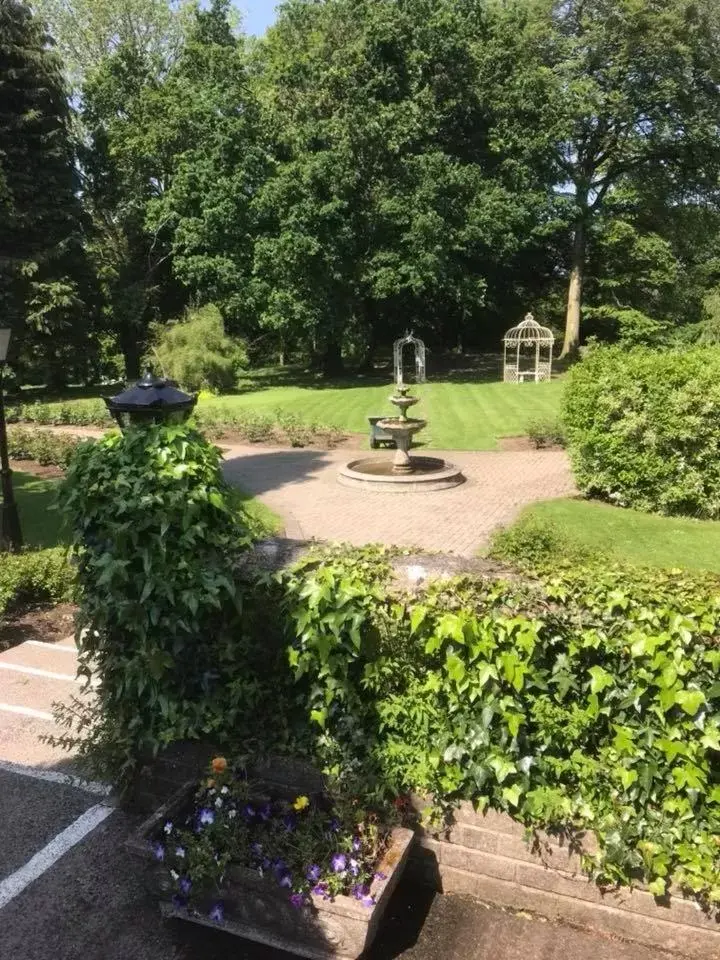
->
[[127, 758, 414, 959]]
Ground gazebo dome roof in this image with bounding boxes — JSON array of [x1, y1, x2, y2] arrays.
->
[[503, 313, 554, 346]]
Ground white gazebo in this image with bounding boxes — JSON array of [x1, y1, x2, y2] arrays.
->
[[503, 313, 554, 383]]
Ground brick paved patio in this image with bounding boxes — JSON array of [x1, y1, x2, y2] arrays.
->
[[222, 444, 575, 555]]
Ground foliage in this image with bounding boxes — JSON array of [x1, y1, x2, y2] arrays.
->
[[563, 345, 720, 517], [155, 757, 390, 918], [525, 417, 566, 449], [7, 398, 111, 427], [56, 424, 256, 778], [8, 426, 85, 466], [0, 0, 97, 387], [488, 512, 597, 568], [0, 547, 74, 621], [150, 304, 247, 393], [279, 546, 720, 908]]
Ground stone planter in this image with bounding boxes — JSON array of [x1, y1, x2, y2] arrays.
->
[[126, 781, 415, 960]]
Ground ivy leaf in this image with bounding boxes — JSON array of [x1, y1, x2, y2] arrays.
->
[[502, 784, 523, 807], [445, 653, 466, 684], [588, 665, 614, 694], [675, 689, 705, 716], [410, 606, 427, 634], [648, 878, 667, 897]]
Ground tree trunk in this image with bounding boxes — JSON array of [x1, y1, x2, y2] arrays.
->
[[121, 336, 142, 381], [322, 338, 344, 378], [561, 216, 586, 359]]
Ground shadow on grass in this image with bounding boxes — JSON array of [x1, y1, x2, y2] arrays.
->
[[13, 470, 67, 548]]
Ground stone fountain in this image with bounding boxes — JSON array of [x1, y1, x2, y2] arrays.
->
[[338, 334, 464, 492]]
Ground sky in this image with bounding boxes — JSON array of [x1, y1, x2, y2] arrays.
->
[[239, 0, 279, 36]]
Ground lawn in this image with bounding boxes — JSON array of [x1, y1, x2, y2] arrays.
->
[[510, 497, 720, 573], [204, 373, 564, 450], [11, 470, 282, 548], [13, 365, 565, 451]]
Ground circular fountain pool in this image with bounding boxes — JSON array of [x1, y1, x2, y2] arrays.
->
[[338, 455, 465, 492]]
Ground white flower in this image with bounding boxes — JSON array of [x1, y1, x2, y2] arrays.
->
[[170, 869, 179, 881], [221, 786, 229, 795], [215, 797, 223, 809], [228, 809, 237, 819]]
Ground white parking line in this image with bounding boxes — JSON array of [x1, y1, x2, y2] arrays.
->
[[0, 662, 79, 683], [0, 803, 114, 909], [0, 760, 112, 796], [24, 641, 77, 654], [0, 703, 54, 722]]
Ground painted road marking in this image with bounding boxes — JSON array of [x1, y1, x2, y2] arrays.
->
[[0, 703, 54, 722], [24, 641, 77, 654], [0, 803, 114, 909], [0, 662, 79, 684], [0, 760, 112, 797]]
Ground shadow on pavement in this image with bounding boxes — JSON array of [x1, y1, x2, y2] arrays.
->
[[222, 448, 333, 498]]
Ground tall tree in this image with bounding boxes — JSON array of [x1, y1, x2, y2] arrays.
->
[[483, 0, 720, 356], [0, 0, 93, 385]]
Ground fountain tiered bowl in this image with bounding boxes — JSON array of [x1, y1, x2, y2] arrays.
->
[[338, 384, 464, 492]]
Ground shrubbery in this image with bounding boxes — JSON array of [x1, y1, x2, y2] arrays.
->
[[55, 424, 261, 778], [150, 305, 248, 393], [563, 345, 720, 517], [525, 416, 566, 449], [280, 547, 720, 908], [8, 426, 86, 467], [0, 548, 74, 621]]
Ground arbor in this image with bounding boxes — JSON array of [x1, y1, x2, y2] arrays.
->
[[484, 0, 720, 356], [0, 0, 93, 385]]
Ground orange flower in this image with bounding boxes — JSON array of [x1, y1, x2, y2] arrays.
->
[[211, 757, 227, 774]]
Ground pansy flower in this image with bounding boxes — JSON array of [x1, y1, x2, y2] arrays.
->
[[197, 807, 215, 827], [331, 853, 347, 874], [208, 902, 224, 924], [151, 841, 165, 861], [289, 893, 305, 910], [306, 864, 322, 883]]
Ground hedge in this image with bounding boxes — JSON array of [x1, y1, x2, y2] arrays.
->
[[0, 548, 75, 621], [280, 547, 720, 908], [563, 345, 720, 517], [8, 427, 86, 467]]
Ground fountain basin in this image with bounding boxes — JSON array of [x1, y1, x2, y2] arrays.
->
[[338, 455, 465, 492]]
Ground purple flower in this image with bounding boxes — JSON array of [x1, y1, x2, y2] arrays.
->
[[306, 864, 322, 884], [329, 817, 340, 833], [151, 841, 164, 861], [250, 842, 263, 859], [197, 807, 215, 827], [352, 837, 362, 852], [178, 876, 192, 896], [362, 895, 376, 909], [278, 873, 293, 889], [242, 804, 255, 821], [331, 853, 347, 874], [289, 893, 305, 910], [208, 902, 224, 924], [374, 871, 387, 881], [349, 858, 360, 877], [283, 813, 297, 832], [272, 858, 288, 877], [352, 883, 369, 900], [258, 802, 272, 821], [163, 820, 173, 835], [175, 846, 186, 859], [171, 894, 187, 910], [312, 882, 330, 900]]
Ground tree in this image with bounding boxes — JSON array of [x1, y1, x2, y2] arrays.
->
[[0, 0, 94, 386], [484, 0, 720, 357]]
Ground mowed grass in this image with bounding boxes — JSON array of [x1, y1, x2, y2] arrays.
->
[[13, 471, 67, 548], [11, 470, 283, 548], [203, 376, 564, 450], [514, 498, 720, 573]]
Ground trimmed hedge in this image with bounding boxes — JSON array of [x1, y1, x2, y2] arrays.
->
[[563, 345, 720, 517], [8, 427, 86, 467], [281, 547, 720, 908], [0, 548, 75, 620]]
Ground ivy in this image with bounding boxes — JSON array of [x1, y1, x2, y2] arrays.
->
[[280, 549, 720, 910]]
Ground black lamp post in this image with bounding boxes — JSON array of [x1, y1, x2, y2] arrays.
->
[[0, 328, 22, 552], [105, 371, 197, 429]]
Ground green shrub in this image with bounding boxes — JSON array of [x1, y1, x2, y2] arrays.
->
[[280, 547, 720, 908], [56, 424, 256, 779], [8, 427, 86, 467], [525, 417, 566, 449], [563, 345, 720, 517], [7, 397, 110, 427], [0, 548, 74, 621], [151, 304, 247, 393], [489, 513, 598, 567]]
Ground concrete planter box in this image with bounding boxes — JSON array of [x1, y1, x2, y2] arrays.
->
[[127, 781, 414, 960]]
